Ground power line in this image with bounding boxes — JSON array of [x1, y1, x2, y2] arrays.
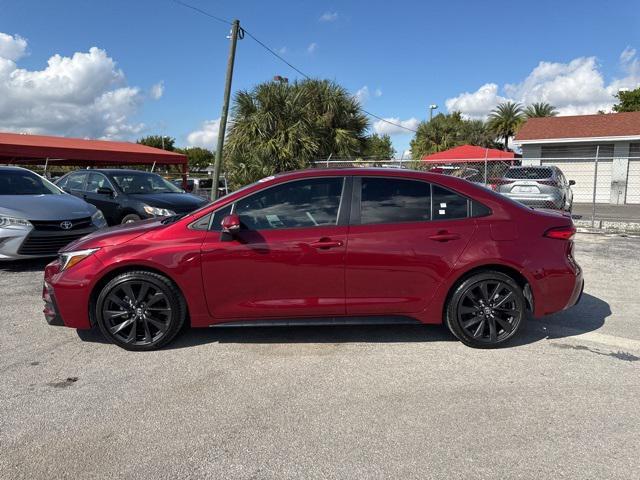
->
[[170, 0, 231, 26], [171, 0, 420, 134]]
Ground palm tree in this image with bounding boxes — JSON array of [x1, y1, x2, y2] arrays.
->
[[524, 102, 558, 118], [487, 102, 524, 151], [225, 79, 368, 187]]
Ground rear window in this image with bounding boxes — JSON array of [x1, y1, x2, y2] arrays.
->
[[505, 167, 553, 179]]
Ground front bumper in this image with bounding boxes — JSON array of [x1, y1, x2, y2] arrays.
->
[[1, 225, 98, 260], [43, 280, 64, 326]]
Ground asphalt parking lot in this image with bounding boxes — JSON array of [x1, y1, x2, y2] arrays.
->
[[1, 233, 639, 479]]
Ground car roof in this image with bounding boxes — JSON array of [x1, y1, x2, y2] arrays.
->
[[0, 165, 31, 172]]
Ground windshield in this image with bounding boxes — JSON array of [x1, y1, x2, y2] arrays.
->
[[111, 172, 183, 194], [0, 169, 62, 195]]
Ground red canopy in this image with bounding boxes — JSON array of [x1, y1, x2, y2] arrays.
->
[[422, 145, 518, 163], [0, 131, 187, 167]]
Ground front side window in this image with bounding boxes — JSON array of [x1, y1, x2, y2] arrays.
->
[[86, 173, 112, 193], [360, 177, 431, 224], [234, 177, 344, 230], [66, 172, 88, 191]]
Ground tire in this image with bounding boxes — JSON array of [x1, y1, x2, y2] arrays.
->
[[445, 271, 525, 348], [121, 213, 142, 224], [95, 271, 186, 351]]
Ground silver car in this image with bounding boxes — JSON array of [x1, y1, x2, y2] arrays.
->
[[0, 166, 107, 260], [495, 166, 575, 211]]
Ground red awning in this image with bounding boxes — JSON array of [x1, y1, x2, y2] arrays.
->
[[0, 131, 187, 166], [422, 145, 518, 163]]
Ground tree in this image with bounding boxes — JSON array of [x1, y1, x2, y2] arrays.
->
[[175, 146, 215, 170], [361, 134, 395, 159], [137, 135, 175, 151], [409, 112, 499, 159], [487, 102, 524, 151], [613, 87, 640, 112], [524, 102, 558, 118], [225, 79, 368, 187]]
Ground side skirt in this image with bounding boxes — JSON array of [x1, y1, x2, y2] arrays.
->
[[209, 316, 422, 328]]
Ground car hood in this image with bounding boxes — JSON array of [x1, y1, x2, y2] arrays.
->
[[61, 218, 165, 251], [0, 194, 96, 220], [128, 193, 208, 212]]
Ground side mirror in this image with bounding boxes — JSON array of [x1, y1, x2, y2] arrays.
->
[[221, 214, 241, 235], [568, 180, 576, 186], [97, 186, 114, 196]]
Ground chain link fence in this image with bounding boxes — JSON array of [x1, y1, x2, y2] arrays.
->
[[312, 153, 640, 227]]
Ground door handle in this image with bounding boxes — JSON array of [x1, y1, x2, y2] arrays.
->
[[428, 231, 461, 242], [308, 238, 343, 249]]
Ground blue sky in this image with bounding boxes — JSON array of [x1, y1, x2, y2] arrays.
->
[[1, 0, 639, 155]]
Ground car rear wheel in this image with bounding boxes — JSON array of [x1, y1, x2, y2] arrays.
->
[[445, 271, 525, 348], [121, 214, 141, 224], [95, 271, 186, 351]]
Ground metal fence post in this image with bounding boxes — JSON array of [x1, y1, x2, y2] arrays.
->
[[483, 148, 488, 186], [591, 145, 600, 228]]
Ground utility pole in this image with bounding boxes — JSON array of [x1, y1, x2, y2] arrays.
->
[[211, 19, 241, 201]]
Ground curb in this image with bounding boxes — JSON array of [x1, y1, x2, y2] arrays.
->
[[574, 218, 640, 235]]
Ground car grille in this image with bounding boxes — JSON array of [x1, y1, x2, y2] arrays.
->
[[30, 217, 93, 231], [18, 228, 96, 256]]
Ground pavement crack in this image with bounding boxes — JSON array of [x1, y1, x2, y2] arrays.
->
[[551, 343, 640, 362]]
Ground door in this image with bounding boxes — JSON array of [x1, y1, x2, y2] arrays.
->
[[626, 158, 640, 204], [345, 177, 476, 315], [84, 172, 121, 224], [201, 177, 349, 320]]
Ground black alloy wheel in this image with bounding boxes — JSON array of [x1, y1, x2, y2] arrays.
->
[[446, 272, 525, 348], [96, 271, 186, 351]]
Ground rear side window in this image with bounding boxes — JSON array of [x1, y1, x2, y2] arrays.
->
[[432, 185, 468, 220], [360, 177, 431, 224]]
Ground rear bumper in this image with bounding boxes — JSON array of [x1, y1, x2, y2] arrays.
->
[[501, 193, 564, 209]]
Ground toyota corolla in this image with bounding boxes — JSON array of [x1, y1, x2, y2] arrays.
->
[[43, 168, 583, 350]]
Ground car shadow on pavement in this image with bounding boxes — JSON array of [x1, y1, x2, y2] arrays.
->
[[0, 258, 51, 273], [76, 293, 611, 350]]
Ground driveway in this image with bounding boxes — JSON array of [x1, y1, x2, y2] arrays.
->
[[1, 233, 639, 479]]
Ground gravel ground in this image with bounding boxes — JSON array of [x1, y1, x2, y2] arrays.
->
[[1, 233, 639, 479]]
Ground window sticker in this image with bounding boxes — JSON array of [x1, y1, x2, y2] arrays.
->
[[440, 203, 447, 208], [439, 209, 445, 215]]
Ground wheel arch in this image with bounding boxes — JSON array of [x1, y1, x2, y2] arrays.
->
[[442, 263, 534, 318], [88, 264, 190, 327]]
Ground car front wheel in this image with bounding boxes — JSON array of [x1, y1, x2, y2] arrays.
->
[[445, 271, 526, 348], [95, 271, 186, 351]]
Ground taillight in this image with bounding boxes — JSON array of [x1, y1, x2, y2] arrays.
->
[[538, 180, 559, 187], [544, 225, 576, 240]]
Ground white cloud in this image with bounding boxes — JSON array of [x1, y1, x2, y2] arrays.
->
[[187, 118, 221, 149], [445, 48, 640, 118], [150, 81, 164, 100], [319, 12, 338, 22], [354, 86, 370, 104], [0, 32, 27, 61], [374, 88, 382, 97], [0, 32, 160, 139], [307, 42, 318, 54], [373, 117, 419, 136], [445, 83, 508, 119], [620, 46, 636, 64]]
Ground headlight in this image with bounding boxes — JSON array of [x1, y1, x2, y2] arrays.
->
[[59, 248, 100, 271], [91, 210, 107, 228], [0, 215, 32, 229], [143, 205, 176, 217]]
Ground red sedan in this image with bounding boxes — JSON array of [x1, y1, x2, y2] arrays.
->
[[43, 168, 583, 350]]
